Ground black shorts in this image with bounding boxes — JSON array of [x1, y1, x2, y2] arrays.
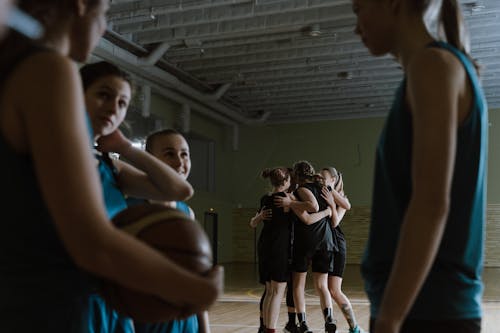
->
[[292, 250, 333, 273], [258, 254, 270, 284], [328, 249, 346, 277], [369, 317, 481, 333]]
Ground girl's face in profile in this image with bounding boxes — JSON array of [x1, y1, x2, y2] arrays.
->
[[70, 0, 109, 62], [352, 0, 397, 56], [85, 75, 131, 138], [320, 170, 335, 188]]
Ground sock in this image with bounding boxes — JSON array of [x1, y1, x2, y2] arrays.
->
[[297, 312, 306, 324], [266, 329, 276, 333], [323, 307, 333, 322], [287, 312, 296, 325]]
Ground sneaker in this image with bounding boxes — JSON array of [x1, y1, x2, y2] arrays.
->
[[283, 322, 298, 333], [348, 326, 365, 333], [325, 320, 337, 333], [298, 321, 313, 333]]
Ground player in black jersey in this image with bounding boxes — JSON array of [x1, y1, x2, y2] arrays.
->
[[320, 167, 364, 333], [250, 167, 291, 333], [275, 161, 337, 333]]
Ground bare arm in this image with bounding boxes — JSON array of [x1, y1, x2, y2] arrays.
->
[[375, 49, 464, 332], [13, 53, 221, 311], [291, 205, 332, 225], [321, 186, 341, 228], [275, 187, 319, 213], [249, 208, 272, 228], [331, 189, 351, 210], [97, 130, 193, 202]]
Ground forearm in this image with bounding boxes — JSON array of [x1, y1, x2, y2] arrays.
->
[[290, 200, 317, 213], [249, 214, 262, 228], [293, 206, 330, 225], [330, 206, 340, 228], [332, 190, 351, 210], [87, 226, 219, 309], [119, 146, 193, 200], [377, 200, 448, 325]]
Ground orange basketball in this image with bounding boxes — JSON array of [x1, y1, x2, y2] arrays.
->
[[100, 203, 213, 322]]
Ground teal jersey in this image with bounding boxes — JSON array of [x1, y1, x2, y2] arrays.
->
[[361, 41, 488, 320], [96, 151, 128, 219], [134, 201, 199, 333]]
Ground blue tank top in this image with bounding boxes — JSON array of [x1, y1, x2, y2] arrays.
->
[[134, 201, 199, 333], [96, 151, 128, 218], [361, 41, 488, 320], [89, 145, 133, 333]]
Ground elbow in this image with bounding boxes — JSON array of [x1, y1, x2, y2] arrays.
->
[[167, 182, 194, 201], [182, 183, 194, 200]]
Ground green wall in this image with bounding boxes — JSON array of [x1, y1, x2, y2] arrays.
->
[[488, 109, 500, 203], [148, 92, 499, 263]]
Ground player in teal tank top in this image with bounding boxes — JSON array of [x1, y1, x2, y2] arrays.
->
[[352, 1, 487, 332], [81, 62, 218, 333], [135, 129, 210, 333], [0, 3, 222, 332]]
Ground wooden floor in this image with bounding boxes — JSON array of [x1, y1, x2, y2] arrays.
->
[[208, 263, 500, 333]]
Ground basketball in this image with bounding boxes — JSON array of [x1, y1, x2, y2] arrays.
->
[[100, 203, 213, 322]]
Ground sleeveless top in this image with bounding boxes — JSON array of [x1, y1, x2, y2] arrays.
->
[[95, 151, 128, 218], [134, 201, 199, 333], [89, 147, 134, 333], [361, 41, 488, 320], [293, 182, 336, 254], [0, 34, 92, 331]]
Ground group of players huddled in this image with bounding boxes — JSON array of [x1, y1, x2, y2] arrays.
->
[[250, 161, 363, 333]]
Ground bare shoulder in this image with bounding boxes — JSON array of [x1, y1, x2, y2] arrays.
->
[[10, 51, 78, 95], [15, 51, 75, 77], [407, 47, 464, 82]]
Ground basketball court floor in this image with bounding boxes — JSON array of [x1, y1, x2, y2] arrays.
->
[[208, 263, 500, 333]]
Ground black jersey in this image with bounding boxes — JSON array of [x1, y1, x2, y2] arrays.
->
[[257, 192, 292, 283], [293, 182, 335, 255], [0, 33, 94, 331]]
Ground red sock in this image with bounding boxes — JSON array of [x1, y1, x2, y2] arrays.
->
[[266, 329, 276, 333]]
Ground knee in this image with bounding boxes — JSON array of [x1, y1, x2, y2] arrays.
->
[[314, 281, 328, 293]]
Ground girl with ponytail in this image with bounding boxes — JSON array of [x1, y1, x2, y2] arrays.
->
[[353, 0, 487, 332]]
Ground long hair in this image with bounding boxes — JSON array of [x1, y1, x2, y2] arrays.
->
[[416, 0, 479, 71]]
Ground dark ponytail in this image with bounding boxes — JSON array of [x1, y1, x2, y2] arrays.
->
[[261, 167, 290, 187], [439, 0, 480, 72]]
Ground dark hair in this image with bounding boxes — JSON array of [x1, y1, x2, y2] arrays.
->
[[18, 0, 101, 28], [293, 160, 315, 183], [261, 167, 290, 188], [412, 0, 479, 71], [312, 174, 325, 186], [145, 129, 183, 154], [80, 61, 133, 92]]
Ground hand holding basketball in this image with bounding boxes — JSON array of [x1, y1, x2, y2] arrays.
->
[[100, 203, 220, 322]]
